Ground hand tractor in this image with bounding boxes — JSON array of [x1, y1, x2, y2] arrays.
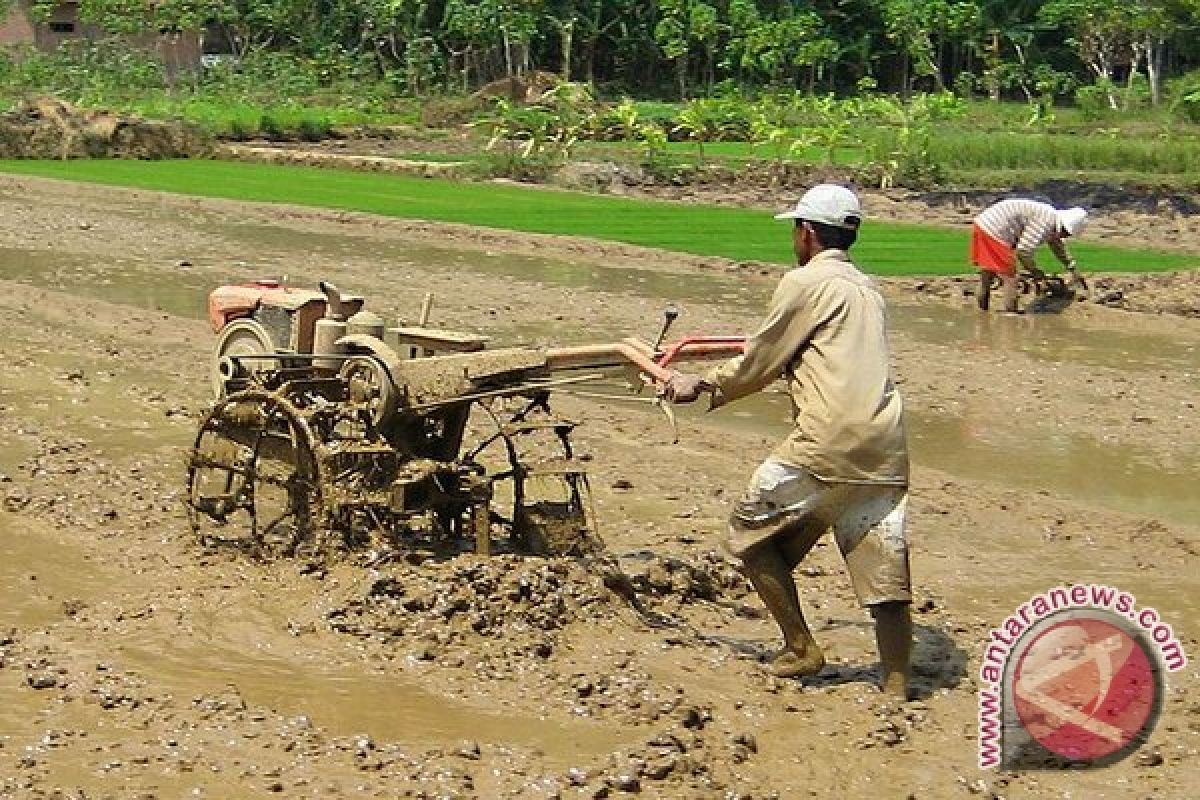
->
[[186, 279, 743, 559]]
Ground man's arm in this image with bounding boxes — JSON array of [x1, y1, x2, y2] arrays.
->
[[668, 277, 819, 407], [1014, 213, 1062, 272], [1046, 236, 1076, 270]]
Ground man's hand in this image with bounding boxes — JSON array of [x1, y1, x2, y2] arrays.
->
[[663, 372, 710, 404], [1066, 262, 1089, 291]]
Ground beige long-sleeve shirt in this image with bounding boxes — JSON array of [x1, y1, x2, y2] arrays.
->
[[975, 198, 1073, 270], [705, 249, 909, 485]]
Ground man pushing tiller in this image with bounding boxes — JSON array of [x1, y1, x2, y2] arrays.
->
[[666, 184, 913, 700]]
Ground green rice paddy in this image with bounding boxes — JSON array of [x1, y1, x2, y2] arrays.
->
[[0, 159, 1192, 275]]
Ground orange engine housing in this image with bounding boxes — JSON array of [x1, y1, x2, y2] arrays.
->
[[207, 280, 334, 354]]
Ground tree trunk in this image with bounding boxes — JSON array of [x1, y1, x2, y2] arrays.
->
[[1125, 42, 1145, 111], [560, 18, 574, 81], [1146, 35, 1163, 106], [989, 31, 1000, 102]]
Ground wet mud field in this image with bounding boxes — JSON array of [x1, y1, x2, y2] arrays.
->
[[0, 174, 1197, 798]]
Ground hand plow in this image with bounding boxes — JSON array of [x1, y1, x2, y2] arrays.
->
[[186, 279, 743, 560]]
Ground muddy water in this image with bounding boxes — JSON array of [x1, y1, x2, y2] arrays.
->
[[899, 302, 1200, 380], [0, 514, 625, 762], [211, 222, 761, 322], [0, 511, 107, 631], [1, 246, 216, 319], [660, 389, 1200, 525], [5, 238, 1197, 524], [113, 634, 626, 762]]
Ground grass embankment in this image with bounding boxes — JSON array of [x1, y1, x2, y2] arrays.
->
[[0, 159, 1193, 275]]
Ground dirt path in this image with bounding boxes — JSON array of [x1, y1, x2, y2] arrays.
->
[[0, 175, 1196, 798]]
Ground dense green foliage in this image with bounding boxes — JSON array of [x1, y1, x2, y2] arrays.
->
[[0, 2, 1198, 189], [8, 0, 1200, 104], [0, 159, 1191, 275]]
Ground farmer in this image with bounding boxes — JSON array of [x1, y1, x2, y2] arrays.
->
[[665, 184, 913, 700], [970, 198, 1089, 313]]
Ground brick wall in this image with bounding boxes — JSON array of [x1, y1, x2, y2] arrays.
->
[[0, 1, 201, 71]]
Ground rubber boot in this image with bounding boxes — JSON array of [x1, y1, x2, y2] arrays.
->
[[976, 271, 991, 311], [740, 542, 825, 678], [871, 602, 913, 700]]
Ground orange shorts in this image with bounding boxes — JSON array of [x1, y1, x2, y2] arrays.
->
[[970, 224, 1016, 275]]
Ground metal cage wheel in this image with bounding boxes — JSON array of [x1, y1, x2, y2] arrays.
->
[[460, 395, 599, 556], [186, 389, 325, 558]]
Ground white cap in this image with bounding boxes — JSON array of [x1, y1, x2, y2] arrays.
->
[[774, 184, 863, 229], [1056, 206, 1088, 237]]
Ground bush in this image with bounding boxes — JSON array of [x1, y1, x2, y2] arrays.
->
[[670, 96, 748, 143], [227, 116, 258, 140], [1168, 70, 1200, 124], [477, 148, 561, 182], [0, 39, 164, 102], [259, 112, 288, 140], [1075, 81, 1117, 120], [298, 115, 332, 141]]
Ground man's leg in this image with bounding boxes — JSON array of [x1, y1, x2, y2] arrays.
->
[[1000, 272, 1019, 313], [977, 270, 991, 311], [835, 488, 913, 699], [726, 461, 832, 679], [871, 602, 913, 700], [740, 537, 826, 678]]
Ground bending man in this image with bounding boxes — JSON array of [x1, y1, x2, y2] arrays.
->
[[971, 198, 1088, 313], [666, 184, 913, 699]]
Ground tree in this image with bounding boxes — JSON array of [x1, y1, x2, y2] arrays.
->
[[653, 0, 718, 98], [442, 0, 493, 88], [881, 0, 979, 94], [725, 0, 837, 87], [1039, 0, 1139, 109], [1128, 0, 1199, 104]]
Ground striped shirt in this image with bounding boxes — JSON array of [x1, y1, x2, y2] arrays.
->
[[975, 199, 1072, 269]]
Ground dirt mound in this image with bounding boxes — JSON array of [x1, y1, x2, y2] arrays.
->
[[327, 555, 619, 659], [918, 179, 1200, 216], [0, 96, 212, 159], [471, 70, 561, 104], [324, 550, 751, 666]]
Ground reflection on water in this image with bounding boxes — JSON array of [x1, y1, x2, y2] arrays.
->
[[893, 301, 1200, 379], [906, 409, 1199, 523], [3, 237, 1196, 525], [211, 220, 767, 314], [1, 246, 212, 319], [673, 386, 1200, 526]]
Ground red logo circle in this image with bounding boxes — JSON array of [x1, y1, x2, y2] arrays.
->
[[1012, 614, 1160, 763]]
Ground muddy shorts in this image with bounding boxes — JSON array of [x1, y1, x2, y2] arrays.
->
[[725, 459, 910, 607]]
